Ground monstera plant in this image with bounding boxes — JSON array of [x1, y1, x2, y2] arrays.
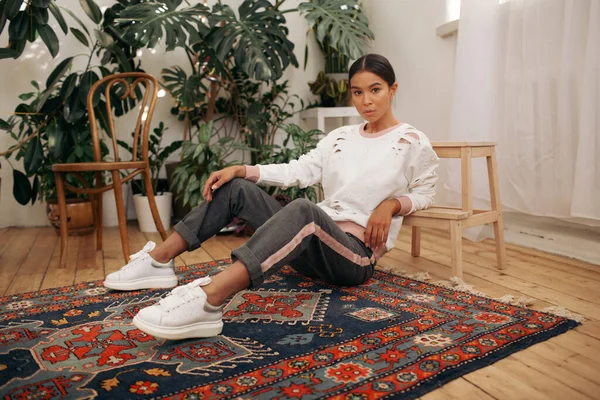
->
[[300, 0, 372, 73], [116, 0, 373, 80]]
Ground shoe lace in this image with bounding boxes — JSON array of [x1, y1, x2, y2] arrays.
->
[[121, 241, 156, 270], [159, 276, 212, 311]]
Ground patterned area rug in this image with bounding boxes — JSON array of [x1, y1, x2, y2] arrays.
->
[[0, 260, 578, 399]]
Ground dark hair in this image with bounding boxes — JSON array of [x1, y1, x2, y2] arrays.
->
[[348, 54, 396, 87]]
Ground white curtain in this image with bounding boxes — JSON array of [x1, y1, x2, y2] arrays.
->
[[446, 0, 600, 223]]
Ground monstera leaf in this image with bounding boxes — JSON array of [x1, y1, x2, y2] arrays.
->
[[299, 0, 373, 60], [208, 0, 298, 81], [161, 66, 207, 111], [116, 0, 210, 50]]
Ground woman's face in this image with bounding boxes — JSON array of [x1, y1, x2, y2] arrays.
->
[[350, 71, 397, 123]]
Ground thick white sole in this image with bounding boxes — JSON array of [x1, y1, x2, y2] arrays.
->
[[132, 315, 223, 340], [103, 275, 178, 291]]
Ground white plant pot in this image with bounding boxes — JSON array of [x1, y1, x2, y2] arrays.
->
[[133, 192, 173, 232], [102, 183, 131, 227]]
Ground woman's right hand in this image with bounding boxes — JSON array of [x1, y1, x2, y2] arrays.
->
[[202, 166, 246, 202]]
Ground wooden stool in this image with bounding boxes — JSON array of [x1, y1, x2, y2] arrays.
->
[[403, 142, 507, 278]]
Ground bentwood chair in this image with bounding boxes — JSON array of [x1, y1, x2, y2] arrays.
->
[[52, 72, 168, 267]]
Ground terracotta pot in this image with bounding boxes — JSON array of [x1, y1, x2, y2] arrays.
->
[[46, 198, 95, 236]]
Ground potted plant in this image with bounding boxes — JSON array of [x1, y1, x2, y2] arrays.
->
[[0, 0, 145, 233], [170, 121, 251, 211], [308, 71, 350, 107], [118, 122, 182, 232], [302, 0, 374, 75], [258, 123, 323, 204], [0, 78, 109, 235]]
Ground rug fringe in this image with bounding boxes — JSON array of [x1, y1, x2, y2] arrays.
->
[[540, 306, 585, 323], [493, 294, 536, 307], [403, 271, 431, 281], [390, 269, 583, 323]]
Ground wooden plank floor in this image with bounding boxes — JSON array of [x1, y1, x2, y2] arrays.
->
[[1, 224, 599, 399]]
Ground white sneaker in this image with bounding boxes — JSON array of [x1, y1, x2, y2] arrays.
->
[[104, 241, 178, 291], [132, 276, 223, 340]]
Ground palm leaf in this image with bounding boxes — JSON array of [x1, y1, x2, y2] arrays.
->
[[161, 66, 207, 111], [208, 0, 298, 81], [299, 0, 374, 60], [116, 0, 210, 50]]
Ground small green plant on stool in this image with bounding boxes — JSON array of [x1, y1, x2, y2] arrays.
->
[[309, 71, 349, 107]]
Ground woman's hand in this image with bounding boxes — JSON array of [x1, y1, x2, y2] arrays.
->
[[364, 199, 401, 250], [202, 166, 246, 202]]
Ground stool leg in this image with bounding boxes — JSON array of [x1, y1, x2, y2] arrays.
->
[[487, 147, 507, 270], [449, 221, 463, 278], [493, 217, 507, 270], [411, 227, 421, 257]]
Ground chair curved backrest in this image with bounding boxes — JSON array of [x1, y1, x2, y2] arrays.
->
[[87, 72, 159, 164]]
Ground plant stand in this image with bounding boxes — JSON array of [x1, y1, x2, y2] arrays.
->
[[299, 107, 361, 134]]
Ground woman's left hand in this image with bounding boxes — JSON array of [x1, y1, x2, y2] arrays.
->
[[365, 199, 401, 250]]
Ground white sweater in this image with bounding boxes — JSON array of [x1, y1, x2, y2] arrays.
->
[[245, 123, 440, 256]]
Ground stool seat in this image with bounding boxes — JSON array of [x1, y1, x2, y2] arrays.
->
[[407, 207, 472, 220]]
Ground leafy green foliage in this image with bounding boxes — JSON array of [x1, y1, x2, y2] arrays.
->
[[3, 80, 110, 204], [161, 66, 207, 112], [116, 0, 210, 50], [1, 0, 144, 206], [299, 0, 374, 61], [170, 122, 252, 208], [226, 71, 303, 165], [258, 124, 322, 202], [207, 1, 298, 81], [308, 71, 349, 106], [0, 0, 71, 59], [79, 0, 102, 24]]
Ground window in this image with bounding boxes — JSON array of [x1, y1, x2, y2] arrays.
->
[[446, 0, 461, 21]]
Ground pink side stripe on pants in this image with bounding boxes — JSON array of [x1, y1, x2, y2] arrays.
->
[[260, 222, 375, 273]]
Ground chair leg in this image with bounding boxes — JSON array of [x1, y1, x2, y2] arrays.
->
[[144, 169, 168, 241], [95, 172, 103, 251], [449, 221, 463, 278], [112, 171, 130, 264], [54, 172, 69, 268], [411, 227, 421, 257]]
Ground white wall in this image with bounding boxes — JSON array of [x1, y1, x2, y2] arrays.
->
[[364, 0, 456, 142], [0, 0, 323, 227]]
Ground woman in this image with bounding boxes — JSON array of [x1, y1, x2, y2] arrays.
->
[[104, 54, 440, 340]]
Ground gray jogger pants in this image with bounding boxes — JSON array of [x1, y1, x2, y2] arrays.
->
[[174, 178, 375, 288]]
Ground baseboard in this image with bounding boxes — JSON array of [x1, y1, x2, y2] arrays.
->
[[492, 212, 600, 265]]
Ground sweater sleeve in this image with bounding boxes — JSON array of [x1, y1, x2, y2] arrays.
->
[[253, 135, 329, 189], [397, 141, 440, 215]]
